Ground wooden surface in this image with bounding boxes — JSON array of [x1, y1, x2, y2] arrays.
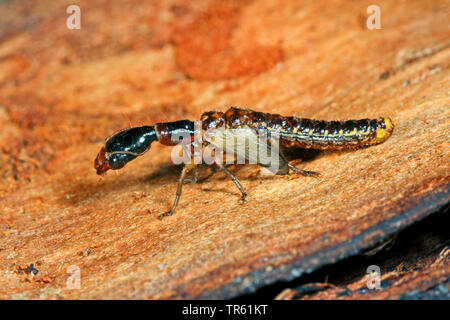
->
[[0, 0, 449, 299], [300, 248, 450, 300], [274, 213, 449, 300]]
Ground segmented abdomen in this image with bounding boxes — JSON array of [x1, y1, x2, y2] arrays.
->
[[217, 107, 394, 150]]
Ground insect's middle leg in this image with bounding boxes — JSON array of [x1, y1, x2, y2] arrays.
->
[[216, 162, 247, 202]]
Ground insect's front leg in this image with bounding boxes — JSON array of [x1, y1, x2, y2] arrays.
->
[[159, 162, 197, 219], [183, 165, 198, 183]]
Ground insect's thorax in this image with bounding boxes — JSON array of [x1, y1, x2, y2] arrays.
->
[[155, 120, 195, 146]]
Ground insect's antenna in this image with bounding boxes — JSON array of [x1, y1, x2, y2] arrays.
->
[[121, 112, 133, 128]]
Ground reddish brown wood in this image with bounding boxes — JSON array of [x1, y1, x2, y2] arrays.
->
[[0, 0, 448, 299]]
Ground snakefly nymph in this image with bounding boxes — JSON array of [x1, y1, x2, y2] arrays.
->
[[95, 107, 394, 219]]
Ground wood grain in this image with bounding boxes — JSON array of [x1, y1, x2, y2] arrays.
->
[[0, 0, 448, 299]]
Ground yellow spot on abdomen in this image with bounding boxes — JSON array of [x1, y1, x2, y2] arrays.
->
[[374, 117, 394, 143]]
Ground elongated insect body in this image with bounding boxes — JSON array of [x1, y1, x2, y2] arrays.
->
[[95, 107, 394, 218], [201, 107, 394, 150]]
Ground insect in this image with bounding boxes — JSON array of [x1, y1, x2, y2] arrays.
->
[[95, 107, 393, 219]]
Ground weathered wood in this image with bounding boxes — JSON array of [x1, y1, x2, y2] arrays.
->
[[275, 213, 449, 300], [0, 0, 448, 299]]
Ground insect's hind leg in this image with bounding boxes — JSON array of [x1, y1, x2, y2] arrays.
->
[[275, 150, 320, 177], [216, 162, 247, 202], [159, 163, 197, 219], [287, 163, 320, 177]]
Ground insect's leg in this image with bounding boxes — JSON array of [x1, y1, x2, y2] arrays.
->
[[279, 150, 319, 177], [183, 165, 198, 183], [216, 162, 247, 202], [159, 163, 197, 219], [288, 163, 320, 177]]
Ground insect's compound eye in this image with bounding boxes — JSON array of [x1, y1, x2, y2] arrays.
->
[[107, 153, 137, 170]]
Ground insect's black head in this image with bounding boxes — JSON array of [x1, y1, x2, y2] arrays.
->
[[95, 126, 158, 175]]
